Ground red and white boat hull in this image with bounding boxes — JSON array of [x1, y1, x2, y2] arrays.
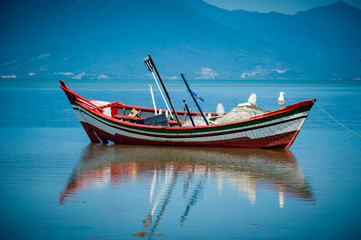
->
[[61, 80, 315, 149]]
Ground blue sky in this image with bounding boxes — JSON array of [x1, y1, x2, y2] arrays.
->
[[203, 0, 361, 14]]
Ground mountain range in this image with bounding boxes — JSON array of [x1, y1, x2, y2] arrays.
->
[[1, 0, 360, 80]]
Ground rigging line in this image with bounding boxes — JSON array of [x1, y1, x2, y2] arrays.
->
[[314, 102, 361, 138]]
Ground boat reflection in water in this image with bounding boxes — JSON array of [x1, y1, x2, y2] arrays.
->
[[60, 144, 313, 234]]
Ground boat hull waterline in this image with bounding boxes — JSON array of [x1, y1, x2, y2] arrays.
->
[[60, 80, 315, 149]]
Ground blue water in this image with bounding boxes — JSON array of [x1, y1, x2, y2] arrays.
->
[[1, 79, 361, 240]]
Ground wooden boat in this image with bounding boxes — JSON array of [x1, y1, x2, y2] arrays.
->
[[60, 80, 315, 149]]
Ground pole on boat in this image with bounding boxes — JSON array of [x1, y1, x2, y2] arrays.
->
[[144, 58, 174, 119], [144, 55, 182, 127], [149, 84, 157, 116], [181, 73, 209, 125], [183, 100, 195, 127]]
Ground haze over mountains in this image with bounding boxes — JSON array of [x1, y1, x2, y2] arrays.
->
[[1, 0, 360, 80]]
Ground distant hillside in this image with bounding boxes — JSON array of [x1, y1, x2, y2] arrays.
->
[[295, 1, 361, 36], [186, 0, 361, 79], [0, 0, 360, 80]]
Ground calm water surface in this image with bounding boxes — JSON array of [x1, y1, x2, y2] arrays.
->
[[1, 79, 361, 239]]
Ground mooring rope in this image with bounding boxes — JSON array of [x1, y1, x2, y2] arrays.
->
[[314, 102, 361, 138]]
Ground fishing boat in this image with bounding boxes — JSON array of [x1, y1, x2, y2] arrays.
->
[[60, 79, 315, 149], [60, 55, 315, 149]]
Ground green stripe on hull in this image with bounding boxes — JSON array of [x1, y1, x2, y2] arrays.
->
[[76, 102, 311, 135]]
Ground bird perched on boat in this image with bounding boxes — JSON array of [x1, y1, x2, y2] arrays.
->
[[278, 92, 286, 107]]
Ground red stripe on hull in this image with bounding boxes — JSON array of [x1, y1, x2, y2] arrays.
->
[[80, 108, 306, 140], [90, 124, 301, 149]]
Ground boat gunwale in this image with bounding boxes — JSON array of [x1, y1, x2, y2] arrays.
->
[[60, 80, 316, 132]]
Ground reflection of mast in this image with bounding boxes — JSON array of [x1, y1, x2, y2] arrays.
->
[[183, 164, 196, 198], [60, 144, 314, 209], [144, 166, 173, 229], [144, 165, 178, 239], [149, 169, 157, 204], [180, 167, 209, 225], [144, 169, 158, 230]]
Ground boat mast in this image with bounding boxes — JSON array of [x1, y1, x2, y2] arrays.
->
[[181, 73, 209, 125], [145, 55, 182, 127]]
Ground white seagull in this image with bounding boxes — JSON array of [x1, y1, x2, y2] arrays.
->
[[278, 91, 286, 107]]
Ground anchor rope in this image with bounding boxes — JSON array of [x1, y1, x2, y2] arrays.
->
[[314, 102, 361, 138]]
